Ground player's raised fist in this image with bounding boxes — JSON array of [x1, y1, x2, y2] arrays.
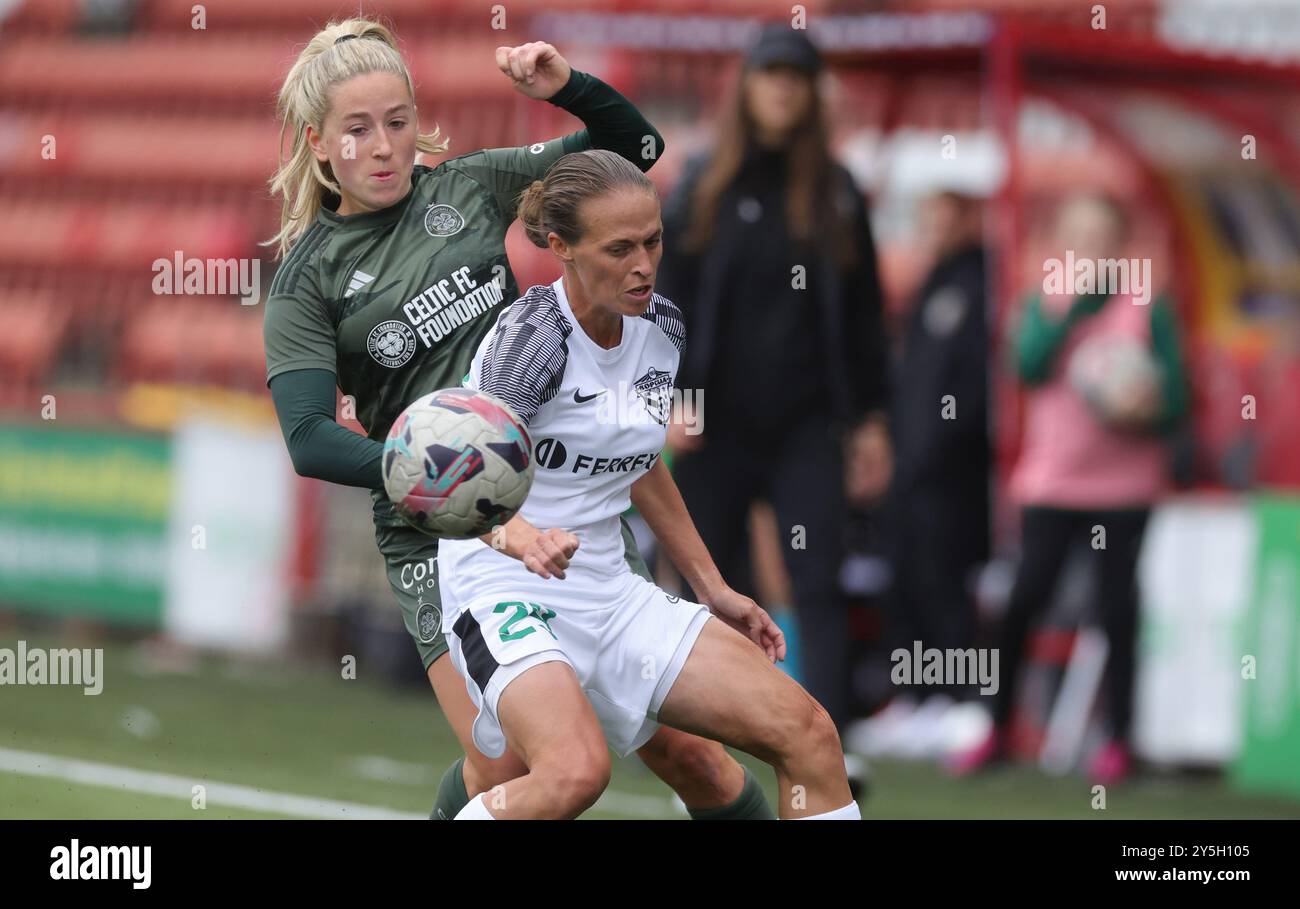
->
[[494, 42, 572, 101]]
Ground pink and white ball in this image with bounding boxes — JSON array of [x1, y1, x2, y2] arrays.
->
[[382, 388, 535, 539], [1067, 334, 1162, 428]]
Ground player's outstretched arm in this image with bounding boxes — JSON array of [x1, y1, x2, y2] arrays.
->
[[630, 460, 786, 662], [494, 41, 665, 172], [268, 369, 384, 487], [460, 43, 665, 219], [479, 514, 579, 581]]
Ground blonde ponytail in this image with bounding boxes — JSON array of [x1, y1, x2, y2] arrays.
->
[[263, 18, 450, 260]]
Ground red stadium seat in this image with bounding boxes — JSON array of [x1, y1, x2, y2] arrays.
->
[[0, 114, 280, 185], [0, 35, 293, 108], [117, 298, 265, 388], [407, 38, 533, 99], [0, 199, 252, 271], [0, 291, 71, 389], [505, 220, 561, 292], [137, 0, 482, 31], [0, 35, 532, 111]]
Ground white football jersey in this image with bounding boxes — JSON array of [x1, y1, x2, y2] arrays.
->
[[438, 276, 685, 586]]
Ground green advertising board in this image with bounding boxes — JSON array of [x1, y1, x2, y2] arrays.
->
[[0, 423, 171, 625], [1233, 495, 1300, 798]]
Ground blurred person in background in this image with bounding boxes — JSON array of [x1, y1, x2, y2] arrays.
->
[[948, 192, 1189, 784], [263, 18, 772, 820], [77, 0, 137, 34], [657, 23, 891, 735], [849, 191, 990, 758], [840, 415, 896, 722]]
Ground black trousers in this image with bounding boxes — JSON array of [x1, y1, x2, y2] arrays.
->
[[672, 418, 850, 729], [885, 486, 988, 700], [992, 505, 1151, 743]]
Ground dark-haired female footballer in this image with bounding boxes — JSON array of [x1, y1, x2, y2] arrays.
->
[[439, 149, 859, 819], [262, 18, 772, 820]]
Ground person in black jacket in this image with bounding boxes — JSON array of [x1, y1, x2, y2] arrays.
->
[[886, 192, 991, 713], [656, 24, 890, 730]]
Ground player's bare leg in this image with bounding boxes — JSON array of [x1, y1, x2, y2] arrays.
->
[[427, 657, 526, 795], [634, 726, 745, 808], [465, 660, 610, 818], [429, 654, 766, 816], [658, 618, 854, 819]]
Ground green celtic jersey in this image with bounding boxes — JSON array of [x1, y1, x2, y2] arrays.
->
[[263, 67, 665, 527], [263, 137, 576, 439]]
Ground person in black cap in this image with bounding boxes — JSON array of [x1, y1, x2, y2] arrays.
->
[[657, 23, 891, 735]]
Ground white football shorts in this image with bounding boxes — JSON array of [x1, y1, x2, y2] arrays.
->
[[442, 563, 711, 759]]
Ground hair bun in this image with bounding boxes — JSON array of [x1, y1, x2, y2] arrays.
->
[[518, 180, 550, 249], [517, 151, 656, 253]]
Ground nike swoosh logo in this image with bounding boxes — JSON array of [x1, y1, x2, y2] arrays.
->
[[573, 389, 605, 404]]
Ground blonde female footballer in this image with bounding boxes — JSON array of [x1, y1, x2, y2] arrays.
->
[[263, 18, 772, 820]]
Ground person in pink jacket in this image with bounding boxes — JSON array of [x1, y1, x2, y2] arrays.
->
[[949, 192, 1189, 784]]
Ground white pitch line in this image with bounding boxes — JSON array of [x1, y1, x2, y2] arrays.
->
[[0, 747, 423, 820], [0, 747, 680, 819]]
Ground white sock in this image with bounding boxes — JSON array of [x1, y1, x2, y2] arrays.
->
[[454, 793, 496, 820], [794, 800, 861, 820]]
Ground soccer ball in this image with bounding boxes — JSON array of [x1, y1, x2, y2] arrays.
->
[[382, 388, 535, 539], [1067, 334, 1161, 427]]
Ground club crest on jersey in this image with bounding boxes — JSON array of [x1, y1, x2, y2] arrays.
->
[[367, 320, 417, 368], [424, 203, 465, 238], [416, 601, 441, 644], [632, 367, 674, 425]]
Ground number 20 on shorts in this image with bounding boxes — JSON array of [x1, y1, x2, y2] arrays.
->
[[494, 601, 557, 642]]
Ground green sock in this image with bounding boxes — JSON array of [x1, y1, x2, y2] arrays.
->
[[687, 767, 775, 820], [430, 756, 470, 820]]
